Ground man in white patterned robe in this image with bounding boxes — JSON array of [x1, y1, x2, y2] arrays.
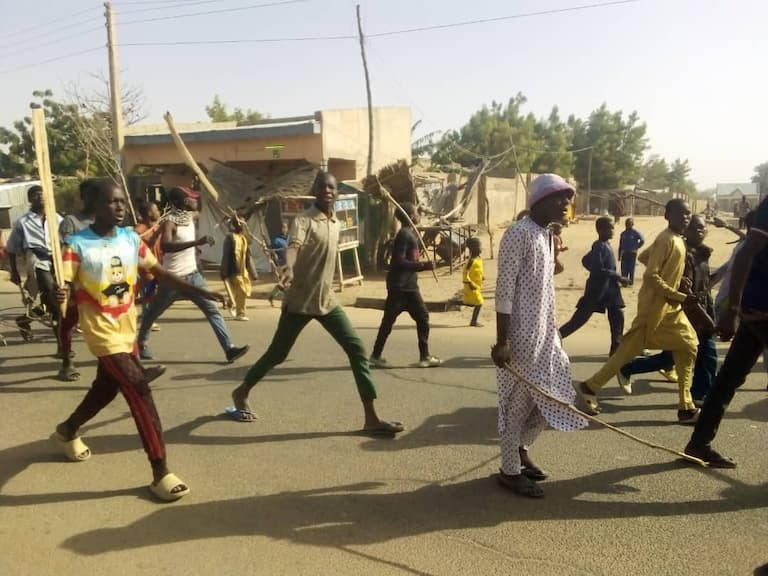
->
[[491, 174, 588, 498]]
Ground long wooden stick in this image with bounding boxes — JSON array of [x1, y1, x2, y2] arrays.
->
[[502, 362, 708, 467], [164, 111, 220, 202], [30, 105, 66, 318]]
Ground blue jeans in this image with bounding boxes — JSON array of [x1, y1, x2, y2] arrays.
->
[[138, 271, 232, 353], [691, 335, 718, 400], [620, 253, 637, 283], [620, 335, 718, 401]]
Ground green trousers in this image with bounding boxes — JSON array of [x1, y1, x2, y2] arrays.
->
[[243, 305, 378, 401]]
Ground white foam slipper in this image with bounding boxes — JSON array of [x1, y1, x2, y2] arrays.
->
[[149, 473, 190, 502], [50, 432, 91, 462]]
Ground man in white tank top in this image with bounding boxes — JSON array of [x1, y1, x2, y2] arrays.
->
[[137, 187, 249, 363]]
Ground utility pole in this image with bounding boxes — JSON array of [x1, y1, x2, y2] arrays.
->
[[104, 1, 136, 222], [356, 4, 374, 177], [104, 2, 125, 176]]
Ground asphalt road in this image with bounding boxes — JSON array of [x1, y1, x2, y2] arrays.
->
[[1, 282, 767, 575]]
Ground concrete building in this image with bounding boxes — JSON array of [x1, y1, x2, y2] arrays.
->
[[715, 182, 760, 214], [123, 107, 412, 189]]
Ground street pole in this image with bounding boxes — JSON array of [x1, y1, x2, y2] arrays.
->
[[356, 4, 374, 178], [104, 2, 136, 222], [105, 2, 124, 163]]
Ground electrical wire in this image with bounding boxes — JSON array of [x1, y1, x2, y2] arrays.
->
[[117, 0, 638, 44], [118, 0, 306, 26], [115, 0, 232, 16], [0, 26, 104, 61], [0, 16, 102, 53], [0, 7, 95, 42], [0, 46, 102, 76], [368, 0, 639, 39]]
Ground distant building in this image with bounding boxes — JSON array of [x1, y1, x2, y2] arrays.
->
[[715, 182, 759, 214], [123, 107, 412, 187]]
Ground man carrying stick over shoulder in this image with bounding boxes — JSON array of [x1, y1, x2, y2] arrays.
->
[[51, 179, 230, 501], [491, 174, 588, 498]]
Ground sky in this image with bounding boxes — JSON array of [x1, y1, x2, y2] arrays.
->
[[0, 0, 766, 189]]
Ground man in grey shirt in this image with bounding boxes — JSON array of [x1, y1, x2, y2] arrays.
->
[[229, 171, 403, 436]]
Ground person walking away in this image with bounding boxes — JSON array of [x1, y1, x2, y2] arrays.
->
[[370, 202, 440, 368], [575, 199, 700, 423], [559, 217, 629, 355], [462, 236, 484, 327], [52, 179, 229, 501], [491, 173, 588, 498], [618, 218, 644, 284], [220, 217, 256, 321], [137, 187, 249, 363], [683, 194, 768, 466]]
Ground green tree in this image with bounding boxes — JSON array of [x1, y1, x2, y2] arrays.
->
[[752, 161, 768, 195], [0, 90, 87, 178], [572, 104, 648, 189], [432, 93, 542, 172], [666, 158, 696, 196], [205, 95, 264, 123], [639, 155, 670, 189], [530, 106, 575, 176]]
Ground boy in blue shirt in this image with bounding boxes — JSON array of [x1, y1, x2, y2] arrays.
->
[[560, 217, 629, 355], [618, 218, 644, 284]]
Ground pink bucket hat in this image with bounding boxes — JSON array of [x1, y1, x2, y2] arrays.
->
[[528, 173, 574, 208]]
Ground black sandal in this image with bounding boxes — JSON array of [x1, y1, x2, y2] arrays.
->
[[497, 470, 544, 498]]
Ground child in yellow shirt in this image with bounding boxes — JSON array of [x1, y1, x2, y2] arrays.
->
[[462, 237, 484, 326]]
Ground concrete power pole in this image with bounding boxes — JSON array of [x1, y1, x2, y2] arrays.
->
[[104, 2, 125, 173]]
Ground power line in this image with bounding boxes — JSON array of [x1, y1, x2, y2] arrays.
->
[[0, 46, 102, 77], [117, 0, 639, 45], [0, 16, 102, 53], [0, 26, 104, 61], [116, 0, 231, 16], [0, 7, 95, 42], [120, 34, 354, 46], [118, 0, 306, 26], [368, 0, 639, 39]]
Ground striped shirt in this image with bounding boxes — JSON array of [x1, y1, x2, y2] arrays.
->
[[6, 211, 63, 271]]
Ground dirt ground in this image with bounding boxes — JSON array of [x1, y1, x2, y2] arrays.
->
[[247, 214, 741, 327]]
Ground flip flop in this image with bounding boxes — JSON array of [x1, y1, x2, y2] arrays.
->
[[575, 381, 601, 415], [50, 431, 91, 462], [225, 406, 258, 422], [149, 473, 190, 502], [57, 365, 81, 382], [362, 420, 405, 436], [497, 471, 544, 498]]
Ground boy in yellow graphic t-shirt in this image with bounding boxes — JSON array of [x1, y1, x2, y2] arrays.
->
[[51, 179, 228, 502]]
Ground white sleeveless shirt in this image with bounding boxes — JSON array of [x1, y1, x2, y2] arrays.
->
[[162, 220, 198, 276]]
